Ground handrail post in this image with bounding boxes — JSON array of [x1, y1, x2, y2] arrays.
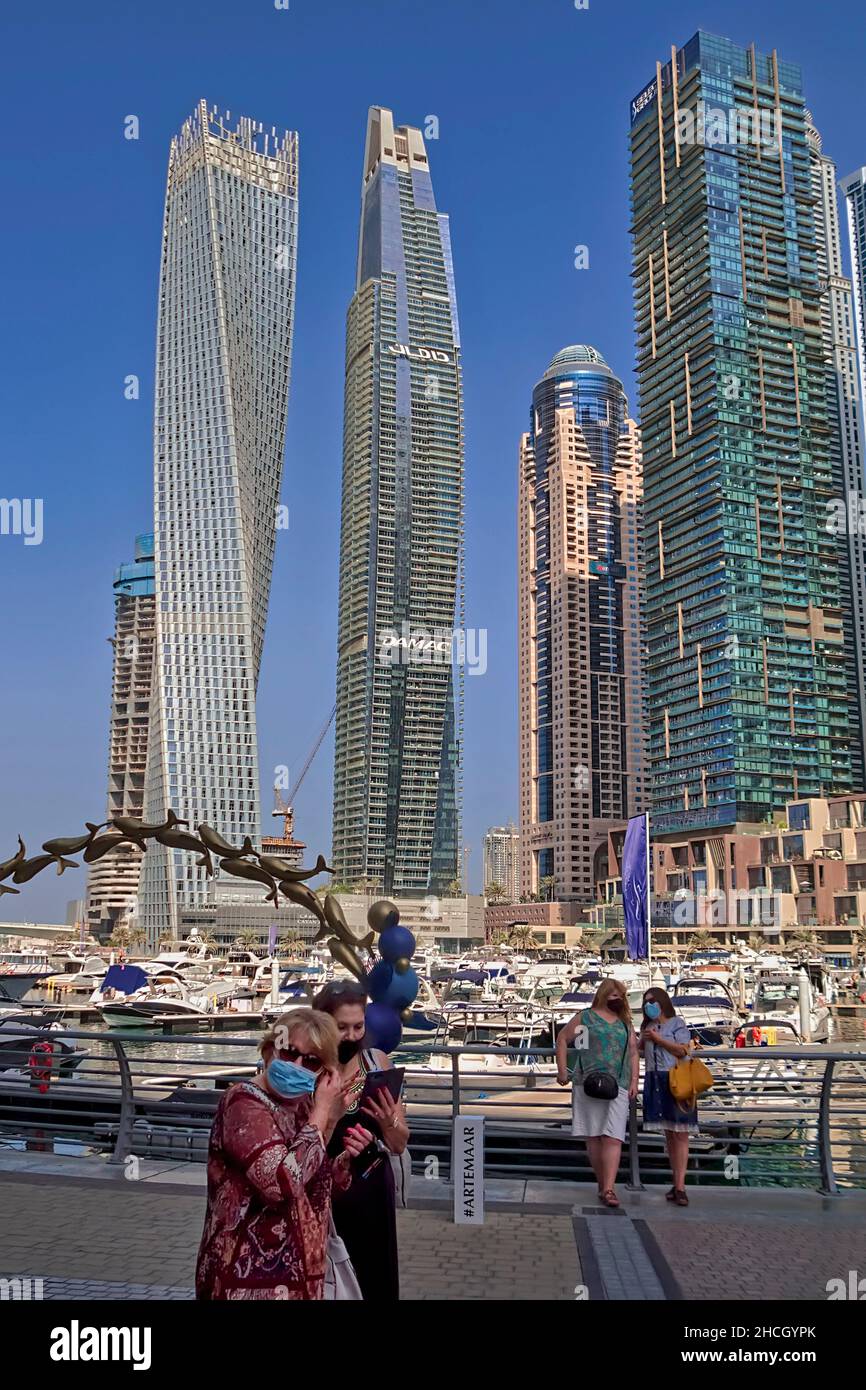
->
[[106, 1037, 135, 1168], [626, 1093, 644, 1191], [450, 1049, 460, 1122], [817, 1057, 837, 1195]]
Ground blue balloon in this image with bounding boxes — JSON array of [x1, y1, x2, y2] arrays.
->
[[364, 1002, 403, 1054], [366, 960, 395, 1003], [379, 924, 416, 963], [382, 965, 419, 1010]]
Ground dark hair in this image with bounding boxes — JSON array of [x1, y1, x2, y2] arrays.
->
[[642, 986, 675, 1020], [313, 980, 368, 1015]]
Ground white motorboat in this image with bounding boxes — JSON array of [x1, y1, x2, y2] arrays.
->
[[748, 966, 832, 1043], [671, 975, 740, 1044], [0, 949, 56, 1003]]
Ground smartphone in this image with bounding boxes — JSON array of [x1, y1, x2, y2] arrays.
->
[[360, 1067, 405, 1109]]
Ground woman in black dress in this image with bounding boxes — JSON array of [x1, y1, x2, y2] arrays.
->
[[313, 981, 409, 1301]]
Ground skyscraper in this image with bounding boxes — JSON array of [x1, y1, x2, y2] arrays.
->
[[139, 102, 298, 941], [807, 116, 866, 788], [332, 108, 463, 897], [630, 34, 855, 835], [86, 534, 155, 940], [840, 167, 866, 419], [483, 823, 521, 903], [518, 347, 646, 903]]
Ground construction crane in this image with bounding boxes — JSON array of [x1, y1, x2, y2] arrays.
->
[[272, 703, 337, 841]]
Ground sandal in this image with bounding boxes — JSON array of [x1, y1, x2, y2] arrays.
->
[[665, 1187, 677, 1201], [601, 1189, 620, 1208], [673, 1189, 689, 1207]]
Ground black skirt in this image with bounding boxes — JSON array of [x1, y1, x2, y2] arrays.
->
[[329, 1112, 399, 1302]]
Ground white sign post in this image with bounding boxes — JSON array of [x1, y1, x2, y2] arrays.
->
[[453, 1114, 484, 1224]]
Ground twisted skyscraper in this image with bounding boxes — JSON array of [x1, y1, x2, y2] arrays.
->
[[140, 102, 298, 940]]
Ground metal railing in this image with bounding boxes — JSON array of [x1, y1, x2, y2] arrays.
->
[[0, 1026, 864, 1192]]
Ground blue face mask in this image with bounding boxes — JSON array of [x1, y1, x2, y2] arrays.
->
[[266, 1057, 318, 1099], [644, 1001, 662, 1020]]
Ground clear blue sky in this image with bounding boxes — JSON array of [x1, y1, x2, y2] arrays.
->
[[1, 0, 863, 923]]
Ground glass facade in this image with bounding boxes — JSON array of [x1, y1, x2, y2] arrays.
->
[[86, 533, 156, 938], [140, 103, 298, 941], [630, 33, 857, 835], [332, 108, 463, 896]]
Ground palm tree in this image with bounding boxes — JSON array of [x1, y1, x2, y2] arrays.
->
[[109, 925, 130, 949], [234, 929, 260, 951], [685, 930, 715, 957], [579, 928, 606, 953], [508, 924, 538, 951], [485, 881, 506, 904], [489, 929, 510, 948], [127, 927, 146, 952], [446, 878, 463, 899], [353, 877, 380, 897], [538, 875, 556, 903], [280, 936, 308, 958]]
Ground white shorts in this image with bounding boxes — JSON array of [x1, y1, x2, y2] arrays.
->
[[571, 1083, 629, 1140]]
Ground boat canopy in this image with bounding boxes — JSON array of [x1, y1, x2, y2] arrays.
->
[[100, 964, 148, 994]]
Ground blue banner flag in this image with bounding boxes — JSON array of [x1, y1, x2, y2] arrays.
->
[[622, 814, 649, 960]]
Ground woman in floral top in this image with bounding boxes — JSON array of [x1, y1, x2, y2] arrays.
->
[[195, 1008, 366, 1300]]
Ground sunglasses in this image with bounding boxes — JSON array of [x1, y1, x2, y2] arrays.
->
[[277, 1045, 324, 1073]]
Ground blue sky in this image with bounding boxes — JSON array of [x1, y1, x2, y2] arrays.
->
[[1, 0, 863, 923]]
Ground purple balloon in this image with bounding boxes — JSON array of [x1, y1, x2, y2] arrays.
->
[[379, 924, 416, 963], [366, 960, 395, 1003], [364, 1001, 403, 1054]]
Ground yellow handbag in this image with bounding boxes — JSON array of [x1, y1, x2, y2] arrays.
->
[[668, 1045, 714, 1110]]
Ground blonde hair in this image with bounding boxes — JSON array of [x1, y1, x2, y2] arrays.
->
[[593, 978, 633, 1030], [259, 1008, 339, 1070]]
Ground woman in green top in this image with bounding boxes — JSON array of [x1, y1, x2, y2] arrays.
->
[[556, 978, 639, 1208]]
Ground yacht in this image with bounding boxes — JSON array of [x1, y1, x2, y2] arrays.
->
[[671, 975, 740, 1044], [0, 949, 56, 1004], [748, 966, 832, 1043]]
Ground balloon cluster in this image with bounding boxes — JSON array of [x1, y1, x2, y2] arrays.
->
[[363, 899, 419, 1054]]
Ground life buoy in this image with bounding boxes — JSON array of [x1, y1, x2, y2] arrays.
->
[[29, 1040, 55, 1093]]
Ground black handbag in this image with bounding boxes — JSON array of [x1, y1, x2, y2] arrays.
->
[[581, 1021, 630, 1101]]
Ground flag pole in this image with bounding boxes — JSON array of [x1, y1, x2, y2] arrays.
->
[[645, 810, 652, 968]]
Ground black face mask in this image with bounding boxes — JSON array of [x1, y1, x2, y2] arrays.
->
[[338, 1039, 361, 1064], [607, 997, 624, 1013]]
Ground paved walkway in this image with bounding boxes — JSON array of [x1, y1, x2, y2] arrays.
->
[[0, 1151, 863, 1301]]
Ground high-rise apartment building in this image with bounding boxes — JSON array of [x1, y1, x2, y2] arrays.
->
[[518, 346, 647, 903], [332, 107, 463, 896], [840, 167, 866, 418], [140, 102, 298, 941], [630, 33, 855, 835], [86, 534, 155, 940], [807, 116, 866, 788], [483, 823, 521, 902]]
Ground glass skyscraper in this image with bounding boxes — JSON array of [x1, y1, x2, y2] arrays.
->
[[807, 116, 866, 789], [86, 534, 155, 940], [140, 102, 298, 940], [332, 107, 463, 896], [841, 167, 866, 434], [518, 347, 647, 902], [630, 33, 857, 834]]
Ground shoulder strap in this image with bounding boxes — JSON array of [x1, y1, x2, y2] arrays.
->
[[361, 1048, 378, 1071]]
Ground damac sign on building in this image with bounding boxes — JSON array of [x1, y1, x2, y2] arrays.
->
[[630, 77, 658, 125], [386, 343, 453, 364]]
